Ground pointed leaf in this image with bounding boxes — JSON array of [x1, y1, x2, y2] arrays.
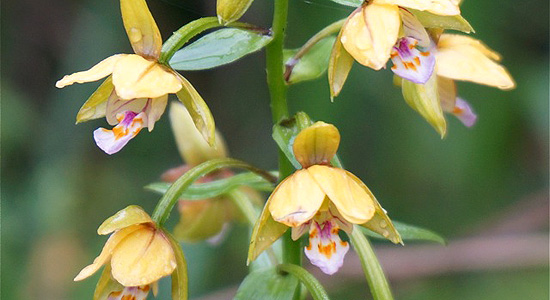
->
[[234, 268, 299, 300], [170, 28, 272, 71], [401, 74, 447, 137], [284, 36, 336, 84]]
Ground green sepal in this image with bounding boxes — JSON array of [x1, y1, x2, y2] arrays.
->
[[217, 0, 256, 25], [170, 28, 272, 71], [76, 76, 113, 124], [411, 9, 474, 33], [145, 171, 276, 200], [361, 220, 446, 245], [277, 264, 330, 300], [401, 74, 447, 137], [165, 230, 189, 300], [284, 36, 336, 84], [234, 267, 299, 300]]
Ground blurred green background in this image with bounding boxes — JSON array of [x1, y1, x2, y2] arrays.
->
[[2, 0, 548, 299]]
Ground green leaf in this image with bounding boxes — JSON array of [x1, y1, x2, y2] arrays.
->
[[411, 9, 474, 33], [165, 231, 188, 300], [284, 36, 336, 84], [150, 158, 277, 226], [362, 220, 446, 244], [350, 227, 394, 300], [170, 28, 272, 71], [329, 0, 362, 7], [277, 264, 330, 300], [145, 172, 275, 200], [401, 74, 446, 137], [234, 268, 299, 300]]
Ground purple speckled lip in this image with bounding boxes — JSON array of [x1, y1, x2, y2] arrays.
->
[[120, 111, 139, 127]]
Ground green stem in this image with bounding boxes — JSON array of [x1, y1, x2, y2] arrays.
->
[[284, 19, 346, 81], [265, 0, 302, 298], [151, 158, 277, 226]]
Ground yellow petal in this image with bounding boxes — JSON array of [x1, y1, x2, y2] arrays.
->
[[293, 122, 340, 168], [436, 34, 515, 90], [268, 170, 326, 227], [217, 0, 255, 25], [120, 0, 162, 59], [98, 205, 153, 235], [76, 77, 114, 124], [175, 74, 216, 147], [247, 199, 288, 264], [341, 172, 402, 244], [341, 4, 400, 70], [328, 28, 355, 99], [375, 0, 460, 15], [74, 225, 143, 281], [307, 165, 375, 224], [169, 101, 227, 166], [402, 73, 447, 137], [112, 55, 182, 100], [111, 227, 177, 286], [144, 95, 168, 131], [437, 76, 457, 112], [56, 54, 125, 88]]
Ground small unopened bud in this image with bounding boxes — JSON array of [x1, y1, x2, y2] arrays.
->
[[217, 0, 255, 25]]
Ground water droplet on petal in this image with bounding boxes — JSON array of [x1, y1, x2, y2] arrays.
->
[[129, 28, 143, 44], [382, 230, 390, 237], [379, 220, 387, 228]]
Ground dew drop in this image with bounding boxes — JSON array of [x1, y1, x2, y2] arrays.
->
[[379, 220, 387, 228], [129, 28, 143, 44], [382, 230, 389, 238]]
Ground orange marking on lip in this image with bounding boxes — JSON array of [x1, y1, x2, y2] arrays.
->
[[453, 107, 464, 114], [110, 291, 122, 297], [420, 51, 430, 56], [318, 241, 336, 259], [405, 62, 417, 71], [340, 241, 348, 247], [139, 285, 150, 292], [390, 52, 398, 58], [391, 65, 397, 70], [121, 295, 136, 300], [414, 57, 421, 65]]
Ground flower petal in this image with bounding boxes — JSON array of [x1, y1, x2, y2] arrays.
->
[[390, 37, 435, 84], [399, 9, 430, 47], [436, 34, 515, 89], [120, 0, 162, 59], [111, 227, 177, 286], [107, 286, 150, 300], [56, 54, 125, 88], [304, 220, 349, 275], [170, 102, 227, 166], [375, 0, 460, 16], [98, 205, 153, 235], [329, 28, 355, 99], [93, 111, 145, 155], [449, 97, 477, 127], [112, 55, 182, 100], [341, 4, 400, 70], [248, 197, 288, 264], [106, 96, 148, 126], [293, 122, 340, 168], [76, 77, 114, 124], [307, 165, 375, 224], [74, 225, 143, 282], [401, 72, 447, 137], [437, 76, 457, 111], [143, 95, 168, 131], [175, 74, 216, 147], [268, 169, 326, 227]]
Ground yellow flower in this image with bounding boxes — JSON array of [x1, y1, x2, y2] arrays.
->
[[398, 33, 515, 134], [56, 0, 214, 154], [339, 0, 459, 71], [249, 122, 401, 274], [74, 206, 177, 299]]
